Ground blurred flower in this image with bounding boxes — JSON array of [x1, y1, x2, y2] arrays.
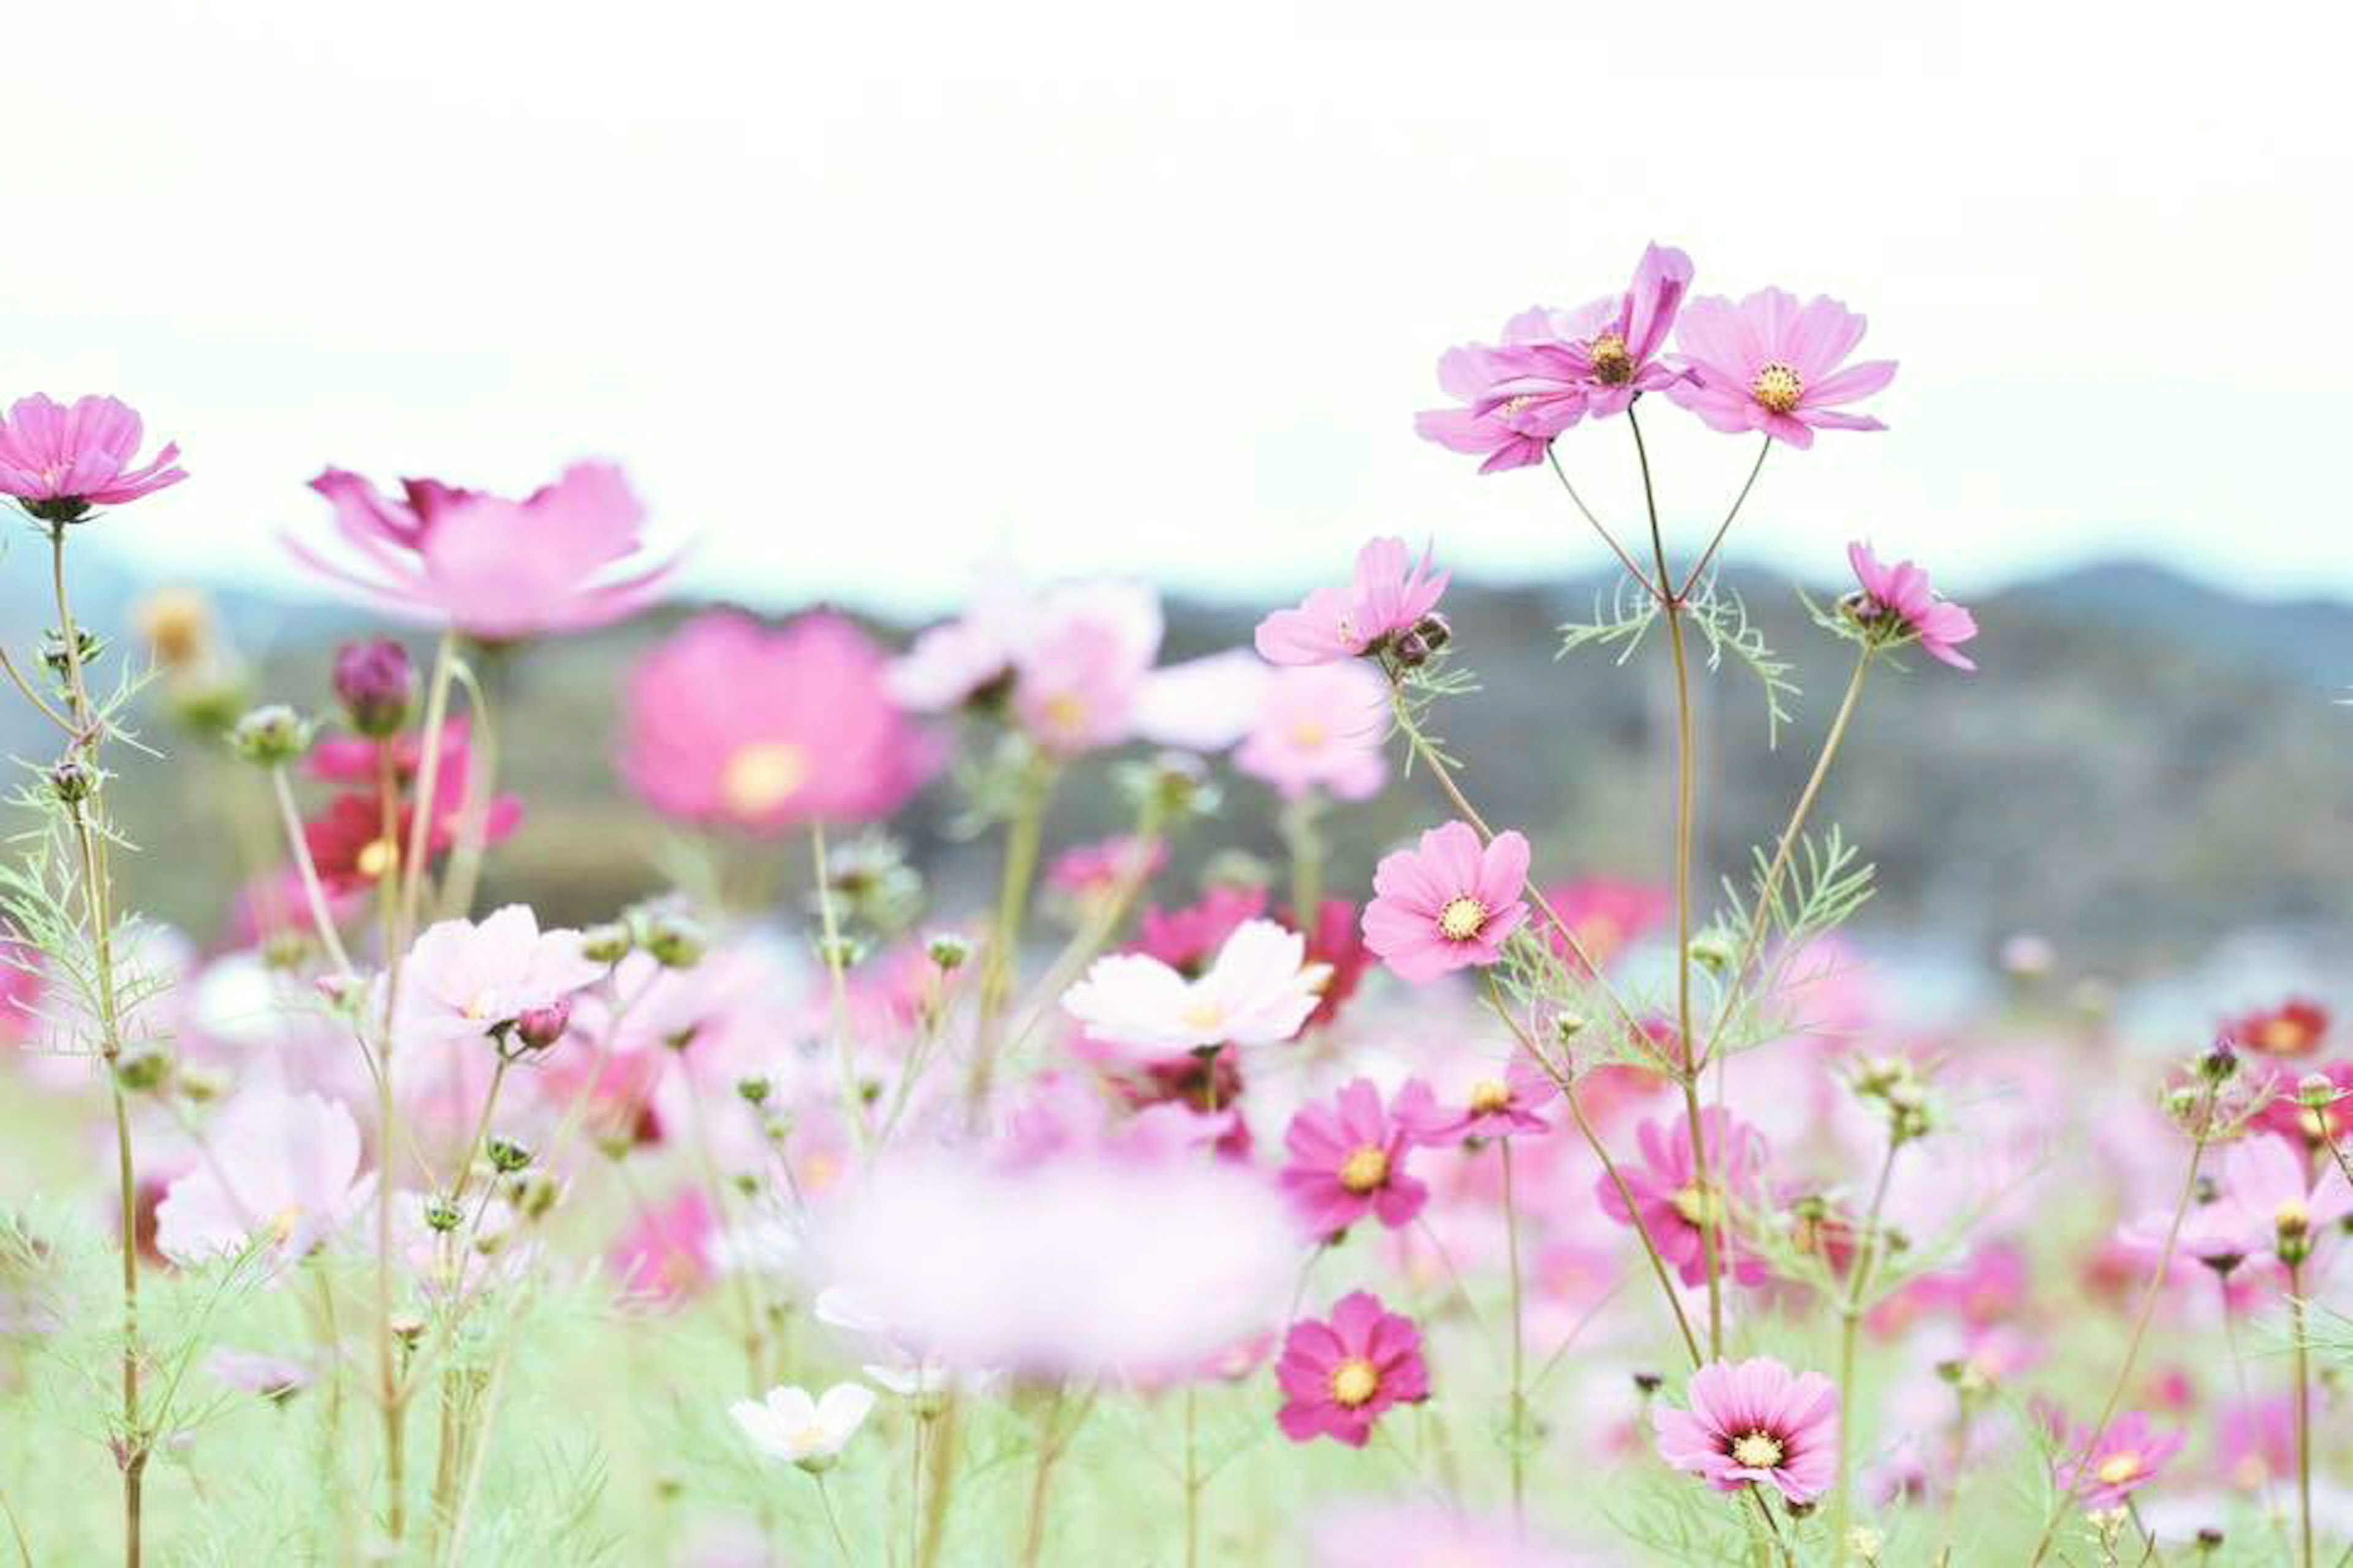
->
[[1233, 662, 1390, 802], [1135, 885, 1268, 975], [1362, 822, 1532, 983], [730, 1382, 875, 1473], [205, 1347, 314, 1401], [1655, 1356, 1840, 1504], [1541, 878, 1670, 972], [1275, 1290, 1429, 1448], [2212, 1134, 2353, 1267], [1668, 289, 1895, 447], [1395, 1052, 1558, 1143], [0, 393, 185, 521], [1305, 1500, 1591, 1567], [154, 1088, 371, 1266], [2254, 1060, 2353, 1152], [301, 719, 520, 894], [2230, 998, 2328, 1059], [394, 904, 604, 1050], [290, 461, 670, 639], [1846, 542, 1979, 670], [1046, 835, 1164, 901], [1279, 1078, 1429, 1237], [1596, 1108, 1771, 1289], [332, 638, 415, 737], [1064, 918, 1330, 1061], [2053, 1411, 2184, 1509], [610, 1187, 718, 1306], [1254, 536, 1449, 667], [621, 611, 933, 833]]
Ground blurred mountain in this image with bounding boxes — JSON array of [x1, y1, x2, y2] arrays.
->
[[5, 547, 2347, 974]]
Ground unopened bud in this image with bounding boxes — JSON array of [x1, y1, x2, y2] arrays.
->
[[642, 912, 708, 969], [176, 1064, 230, 1104], [1411, 612, 1452, 653], [580, 922, 634, 964], [1689, 930, 1737, 974], [331, 638, 415, 738], [423, 1200, 463, 1233], [512, 998, 573, 1052], [737, 1075, 771, 1107], [2297, 1074, 2341, 1110], [2199, 1036, 2238, 1085], [48, 757, 97, 805], [510, 1170, 562, 1220], [114, 1045, 172, 1093], [926, 933, 971, 971], [229, 703, 313, 766], [486, 1137, 532, 1174]]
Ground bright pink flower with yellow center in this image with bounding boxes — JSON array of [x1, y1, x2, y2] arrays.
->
[[1396, 1053, 1558, 1143], [621, 610, 934, 834], [1846, 542, 1979, 670], [1668, 287, 1896, 449], [1595, 1107, 1771, 1288], [1254, 536, 1449, 667], [1361, 821, 1531, 983], [0, 394, 186, 521], [1275, 1290, 1429, 1448], [1655, 1356, 1840, 1504], [2053, 1411, 2184, 1509], [1278, 1078, 1428, 1237]]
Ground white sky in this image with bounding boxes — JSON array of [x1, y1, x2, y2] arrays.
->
[[9, 0, 2349, 617]]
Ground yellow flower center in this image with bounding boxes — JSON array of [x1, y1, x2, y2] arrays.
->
[[1730, 1431, 1784, 1469], [1328, 1357, 1381, 1408], [267, 1205, 306, 1245], [1181, 1001, 1227, 1034], [1588, 332, 1634, 385], [2276, 1199, 2311, 1238], [721, 741, 810, 817], [1498, 393, 1536, 419], [1338, 1146, 1390, 1194], [1750, 362, 1804, 414], [1672, 1183, 1726, 1229], [1467, 1078, 1512, 1115], [355, 837, 400, 881], [1040, 692, 1089, 737], [2096, 1452, 2142, 1487], [2259, 1017, 2307, 1052], [1437, 896, 1487, 942], [1289, 718, 1330, 750], [2301, 1108, 2333, 1143]]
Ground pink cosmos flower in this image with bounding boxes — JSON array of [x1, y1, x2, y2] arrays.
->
[[0, 395, 186, 520], [2053, 1411, 2185, 1509], [1595, 1108, 1771, 1288], [393, 904, 606, 1051], [2254, 1060, 2353, 1153], [289, 462, 672, 640], [610, 1187, 718, 1306], [621, 611, 933, 833], [1254, 536, 1449, 667], [2213, 1134, 2353, 1267], [1279, 1078, 1428, 1237], [1275, 1290, 1430, 1448], [1233, 663, 1390, 803], [1669, 288, 1896, 449], [1046, 835, 1166, 901], [1134, 886, 1268, 975], [300, 719, 521, 895], [1395, 1053, 1558, 1143], [155, 1088, 371, 1266], [1541, 878, 1670, 972], [1655, 1356, 1841, 1504], [1307, 1502, 1591, 1568], [1362, 822, 1532, 983], [1064, 918, 1331, 1061], [1846, 542, 1979, 670]]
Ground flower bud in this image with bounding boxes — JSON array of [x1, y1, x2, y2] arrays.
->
[[925, 933, 971, 971], [423, 1200, 463, 1233], [512, 998, 573, 1052], [580, 922, 634, 964], [41, 626, 104, 682], [2297, 1073, 2342, 1110], [1389, 629, 1433, 668], [229, 703, 314, 767], [113, 1045, 173, 1093], [48, 757, 96, 805], [510, 1170, 562, 1220], [642, 911, 708, 969], [176, 1064, 230, 1104], [486, 1137, 533, 1174], [1688, 929, 1738, 974], [737, 1075, 772, 1107], [332, 638, 415, 738], [1630, 1371, 1662, 1396], [2198, 1036, 2238, 1085], [1411, 612, 1452, 653]]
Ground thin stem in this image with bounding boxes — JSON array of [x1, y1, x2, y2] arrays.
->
[[1828, 1132, 1906, 1561], [1182, 1385, 1202, 1568], [965, 755, 1056, 1116], [808, 823, 870, 1151], [1545, 447, 1661, 600], [1677, 436, 1772, 599], [269, 765, 354, 977], [2292, 1263, 2313, 1568], [0, 643, 70, 734], [1501, 1137, 1527, 1534], [434, 647, 500, 922], [811, 1474, 856, 1568], [1281, 792, 1325, 934]]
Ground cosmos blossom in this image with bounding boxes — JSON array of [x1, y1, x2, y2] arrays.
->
[[393, 904, 606, 1051], [730, 1383, 876, 1472], [1654, 1356, 1840, 1504], [1274, 1290, 1430, 1448], [2052, 1411, 2185, 1509], [1232, 662, 1390, 803], [1669, 288, 1896, 448], [301, 719, 521, 894], [2211, 1134, 2353, 1267], [154, 1088, 372, 1267], [1395, 1053, 1559, 1143], [0, 394, 186, 520], [1361, 822, 1532, 983], [1254, 536, 1449, 666], [1846, 542, 1979, 670], [1594, 1108, 1771, 1288], [2230, 998, 2328, 1058], [1063, 918, 1331, 1060], [1279, 1078, 1429, 1237]]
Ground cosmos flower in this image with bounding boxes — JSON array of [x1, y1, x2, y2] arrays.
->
[[2052, 1411, 2185, 1509], [610, 1187, 719, 1306], [0, 394, 186, 521], [290, 461, 672, 639], [621, 611, 934, 833], [1846, 542, 1979, 670], [2230, 998, 2328, 1058], [1361, 822, 1532, 983], [1594, 1108, 1771, 1289], [1279, 1078, 1429, 1237], [2211, 1134, 2353, 1268], [1655, 1356, 1841, 1504], [1233, 662, 1390, 803], [1669, 288, 1896, 448], [730, 1383, 876, 1473], [1275, 1290, 1430, 1448], [154, 1088, 372, 1267], [1063, 918, 1331, 1060], [1133, 885, 1269, 975], [300, 719, 521, 895], [1395, 1053, 1558, 1143], [393, 904, 606, 1051], [1254, 536, 1449, 667]]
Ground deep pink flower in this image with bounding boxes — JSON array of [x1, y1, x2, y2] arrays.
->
[[1655, 1356, 1840, 1504], [1233, 662, 1390, 803], [1135, 886, 1268, 975], [2254, 1060, 2353, 1153], [300, 719, 520, 895], [1254, 536, 1449, 666], [1295, 897, 1369, 1029], [1669, 288, 1896, 449], [621, 611, 933, 833], [1846, 542, 1979, 670], [0, 394, 186, 520], [1279, 1078, 1428, 1237], [1274, 1290, 1430, 1448], [610, 1187, 718, 1306], [2053, 1411, 2184, 1509], [2230, 998, 2329, 1059], [290, 462, 672, 640], [1362, 822, 1531, 983], [1395, 1053, 1558, 1143], [1594, 1108, 1770, 1288], [1541, 877, 1670, 972]]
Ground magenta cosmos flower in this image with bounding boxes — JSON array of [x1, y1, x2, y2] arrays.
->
[[1397, 1053, 1558, 1143], [1275, 1290, 1430, 1447], [1668, 288, 1896, 449], [1279, 1078, 1428, 1237], [621, 610, 933, 834], [1846, 542, 1979, 670], [290, 462, 672, 640], [1595, 1108, 1771, 1288], [1415, 243, 1694, 472], [1656, 1356, 1840, 1504], [1254, 536, 1449, 666], [2053, 1411, 2185, 1509], [1362, 821, 1531, 983], [0, 394, 186, 522]]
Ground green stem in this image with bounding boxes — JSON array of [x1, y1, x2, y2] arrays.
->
[[808, 823, 870, 1151], [965, 754, 1056, 1116], [1502, 1137, 1527, 1534], [1828, 1134, 1905, 1560], [2292, 1264, 2313, 1568], [269, 765, 354, 977]]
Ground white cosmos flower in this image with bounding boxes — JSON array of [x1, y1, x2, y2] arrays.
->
[[730, 1382, 876, 1473], [1061, 918, 1330, 1059]]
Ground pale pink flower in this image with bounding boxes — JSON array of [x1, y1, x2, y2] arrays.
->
[[289, 462, 672, 639], [0, 394, 186, 520], [1306, 1501, 1593, 1567], [1275, 1290, 1429, 1448], [1846, 542, 1979, 670], [1655, 1356, 1841, 1504], [1046, 835, 1166, 902], [621, 611, 934, 832], [610, 1187, 718, 1306], [1395, 1053, 1558, 1143], [1233, 663, 1390, 803], [1361, 822, 1532, 983], [393, 904, 605, 1051], [155, 1088, 371, 1265], [2214, 1135, 2353, 1267], [2053, 1411, 2185, 1509], [1064, 918, 1331, 1060], [1279, 1078, 1428, 1237], [1668, 287, 1896, 448], [1254, 536, 1449, 667]]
